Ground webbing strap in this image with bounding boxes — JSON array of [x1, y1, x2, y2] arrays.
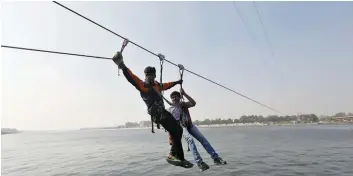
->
[[157, 54, 165, 131], [178, 64, 185, 100], [178, 64, 186, 128]]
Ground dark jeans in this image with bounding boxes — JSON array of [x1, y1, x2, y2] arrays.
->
[[152, 109, 185, 161]]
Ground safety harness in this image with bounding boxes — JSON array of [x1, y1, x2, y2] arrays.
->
[[118, 40, 187, 136], [157, 54, 173, 105], [151, 54, 178, 133], [117, 40, 190, 151]]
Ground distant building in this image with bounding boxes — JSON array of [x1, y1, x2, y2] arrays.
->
[[1, 128, 19, 135], [125, 122, 140, 128], [140, 121, 152, 127], [334, 116, 353, 122]]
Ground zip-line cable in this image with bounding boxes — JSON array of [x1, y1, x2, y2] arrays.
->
[[1, 45, 111, 60], [2, 1, 281, 113], [52, 1, 167, 64], [232, 2, 268, 65], [252, 1, 275, 59], [55, 1, 280, 114], [231, 2, 279, 113], [232, 2, 256, 44], [3, 45, 281, 114]]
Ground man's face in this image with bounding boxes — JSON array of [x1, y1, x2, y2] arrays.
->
[[171, 94, 181, 104], [145, 73, 156, 84]]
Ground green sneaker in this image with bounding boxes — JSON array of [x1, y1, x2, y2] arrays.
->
[[166, 155, 182, 166]]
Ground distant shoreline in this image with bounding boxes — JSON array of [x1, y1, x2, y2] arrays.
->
[[1, 128, 20, 135], [4, 122, 352, 133], [78, 122, 353, 131], [196, 122, 353, 128]]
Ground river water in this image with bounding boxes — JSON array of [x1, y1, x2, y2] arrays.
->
[[2, 125, 353, 176]]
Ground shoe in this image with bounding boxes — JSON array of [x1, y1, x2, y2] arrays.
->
[[166, 155, 193, 168], [197, 161, 210, 171], [214, 157, 227, 165], [167, 155, 179, 160], [166, 155, 182, 166], [180, 159, 194, 168]]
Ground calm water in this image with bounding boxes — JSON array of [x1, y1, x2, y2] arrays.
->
[[2, 125, 353, 176]]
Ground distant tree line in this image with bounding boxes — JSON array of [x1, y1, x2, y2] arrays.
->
[[125, 122, 140, 128], [192, 114, 319, 126], [123, 112, 352, 127]]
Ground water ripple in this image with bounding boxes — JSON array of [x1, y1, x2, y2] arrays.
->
[[2, 125, 353, 176]]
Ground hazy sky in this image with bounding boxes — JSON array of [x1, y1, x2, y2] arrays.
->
[[2, 1, 353, 130]]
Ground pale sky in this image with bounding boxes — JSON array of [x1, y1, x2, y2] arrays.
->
[[1, 1, 353, 130]]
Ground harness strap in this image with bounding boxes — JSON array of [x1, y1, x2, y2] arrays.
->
[[157, 54, 165, 131], [158, 54, 165, 94], [177, 64, 187, 126], [178, 64, 189, 152], [178, 64, 185, 100], [149, 53, 166, 133]]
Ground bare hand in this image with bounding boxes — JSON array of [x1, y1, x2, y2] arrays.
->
[[180, 88, 185, 95]]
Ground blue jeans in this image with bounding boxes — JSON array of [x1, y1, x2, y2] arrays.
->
[[182, 124, 219, 164]]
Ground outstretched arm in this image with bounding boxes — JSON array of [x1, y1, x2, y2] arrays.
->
[[160, 79, 183, 91], [113, 52, 147, 92], [121, 64, 148, 92], [161, 81, 180, 91], [180, 89, 196, 108]]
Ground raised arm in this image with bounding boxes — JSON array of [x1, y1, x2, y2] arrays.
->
[[161, 80, 182, 91], [180, 89, 196, 108], [113, 52, 147, 92]]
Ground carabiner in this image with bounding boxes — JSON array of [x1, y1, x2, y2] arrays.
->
[[158, 53, 165, 67], [120, 38, 129, 53], [177, 64, 184, 71]]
